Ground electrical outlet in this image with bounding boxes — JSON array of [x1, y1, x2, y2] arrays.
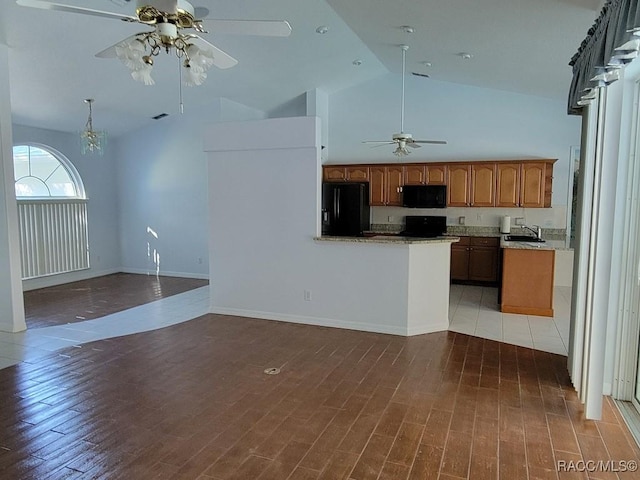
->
[[476, 213, 482, 221], [458, 216, 466, 225], [304, 290, 312, 301]]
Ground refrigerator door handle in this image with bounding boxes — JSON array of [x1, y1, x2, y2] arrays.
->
[[322, 210, 329, 223], [336, 189, 340, 219]]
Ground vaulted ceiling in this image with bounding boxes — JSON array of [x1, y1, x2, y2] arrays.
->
[[1, 0, 602, 136]]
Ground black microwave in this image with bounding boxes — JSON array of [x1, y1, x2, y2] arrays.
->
[[402, 185, 447, 208]]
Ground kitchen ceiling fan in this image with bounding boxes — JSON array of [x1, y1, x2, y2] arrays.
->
[[363, 45, 446, 156], [16, 0, 292, 86]]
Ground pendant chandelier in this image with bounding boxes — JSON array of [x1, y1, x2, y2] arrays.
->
[[80, 99, 107, 156]]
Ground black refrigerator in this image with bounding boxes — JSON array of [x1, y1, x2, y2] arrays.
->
[[322, 182, 370, 236]]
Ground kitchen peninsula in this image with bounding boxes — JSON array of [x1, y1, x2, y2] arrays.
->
[[500, 238, 564, 316], [315, 235, 459, 335]]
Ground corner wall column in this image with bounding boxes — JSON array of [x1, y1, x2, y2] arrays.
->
[[0, 45, 26, 333]]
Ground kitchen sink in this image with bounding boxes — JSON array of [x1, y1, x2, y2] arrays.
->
[[504, 235, 546, 243]]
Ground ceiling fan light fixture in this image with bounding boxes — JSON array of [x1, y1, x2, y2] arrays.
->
[[185, 43, 215, 72], [131, 64, 155, 85]]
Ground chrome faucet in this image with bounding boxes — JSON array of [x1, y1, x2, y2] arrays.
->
[[521, 224, 542, 239]]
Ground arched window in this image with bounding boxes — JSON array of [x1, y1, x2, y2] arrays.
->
[[13, 144, 89, 279], [13, 145, 85, 198]]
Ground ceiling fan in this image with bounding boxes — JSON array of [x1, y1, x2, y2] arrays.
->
[[16, 0, 292, 86], [363, 44, 446, 156]]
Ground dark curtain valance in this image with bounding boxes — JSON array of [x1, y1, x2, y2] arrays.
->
[[568, 0, 640, 115]]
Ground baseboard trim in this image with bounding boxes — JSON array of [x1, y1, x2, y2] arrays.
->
[[209, 306, 409, 336], [119, 268, 209, 280]]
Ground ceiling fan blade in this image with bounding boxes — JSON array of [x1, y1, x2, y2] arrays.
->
[[413, 140, 448, 145], [362, 141, 395, 145], [16, 0, 138, 22], [95, 33, 148, 58], [201, 19, 292, 37], [189, 35, 238, 69], [407, 143, 422, 149]]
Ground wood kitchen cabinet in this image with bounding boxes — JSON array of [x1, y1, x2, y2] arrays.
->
[[520, 162, 547, 208], [471, 164, 496, 207], [496, 163, 521, 207], [403, 163, 447, 185], [426, 164, 447, 185], [323, 166, 347, 181], [447, 164, 471, 207], [323, 159, 555, 208], [447, 163, 495, 207], [346, 166, 369, 181], [501, 247, 555, 316], [323, 166, 369, 182], [495, 161, 552, 208], [451, 236, 500, 284], [370, 165, 403, 206], [403, 164, 426, 185]]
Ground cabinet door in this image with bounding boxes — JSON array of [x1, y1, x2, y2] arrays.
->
[[386, 166, 404, 206], [450, 245, 470, 281], [447, 164, 471, 207], [346, 166, 369, 182], [521, 162, 546, 208], [468, 246, 498, 283], [471, 164, 496, 207], [495, 163, 521, 207], [404, 164, 426, 185], [324, 167, 346, 181], [426, 164, 447, 185], [369, 166, 386, 206]]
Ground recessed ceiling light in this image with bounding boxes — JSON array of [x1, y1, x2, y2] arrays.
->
[[458, 52, 473, 60], [402, 26, 414, 34], [316, 25, 329, 34], [352, 59, 363, 66], [421, 61, 433, 67]]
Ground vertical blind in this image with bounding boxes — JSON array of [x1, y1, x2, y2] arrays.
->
[[17, 200, 89, 279]]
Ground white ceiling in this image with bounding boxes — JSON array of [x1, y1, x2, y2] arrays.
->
[[1, 0, 602, 137]]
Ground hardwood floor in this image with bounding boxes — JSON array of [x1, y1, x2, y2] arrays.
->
[[1, 310, 639, 479], [24, 273, 208, 329]]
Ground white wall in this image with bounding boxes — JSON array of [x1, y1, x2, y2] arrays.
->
[[11, 124, 121, 290], [206, 117, 452, 335], [328, 74, 582, 208], [116, 98, 265, 278]]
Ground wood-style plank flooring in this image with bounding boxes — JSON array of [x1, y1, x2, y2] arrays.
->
[[2, 297, 640, 478], [24, 273, 208, 329]]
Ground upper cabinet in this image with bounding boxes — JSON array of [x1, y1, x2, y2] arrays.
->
[[470, 164, 496, 207], [370, 165, 403, 206], [322, 159, 555, 208], [447, 164, 471, 207], [447, 163, 495, 207], [495, 163, 521, 207], [404, 163, 447, 185], [323, 166, 370, 182], [496, 161, 553, 208]]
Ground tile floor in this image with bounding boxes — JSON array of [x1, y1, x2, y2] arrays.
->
[[0, 286, 210, 370], [449, 285, 571, 356]]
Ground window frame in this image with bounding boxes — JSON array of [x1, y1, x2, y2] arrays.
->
[[13, 143, 86, 200]]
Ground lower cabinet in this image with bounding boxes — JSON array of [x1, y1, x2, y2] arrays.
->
[[451, 237, 500, 284]]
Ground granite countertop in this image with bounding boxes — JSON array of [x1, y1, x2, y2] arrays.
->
[[315, 235, 460, 245], [500, 237, 570, 251]]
